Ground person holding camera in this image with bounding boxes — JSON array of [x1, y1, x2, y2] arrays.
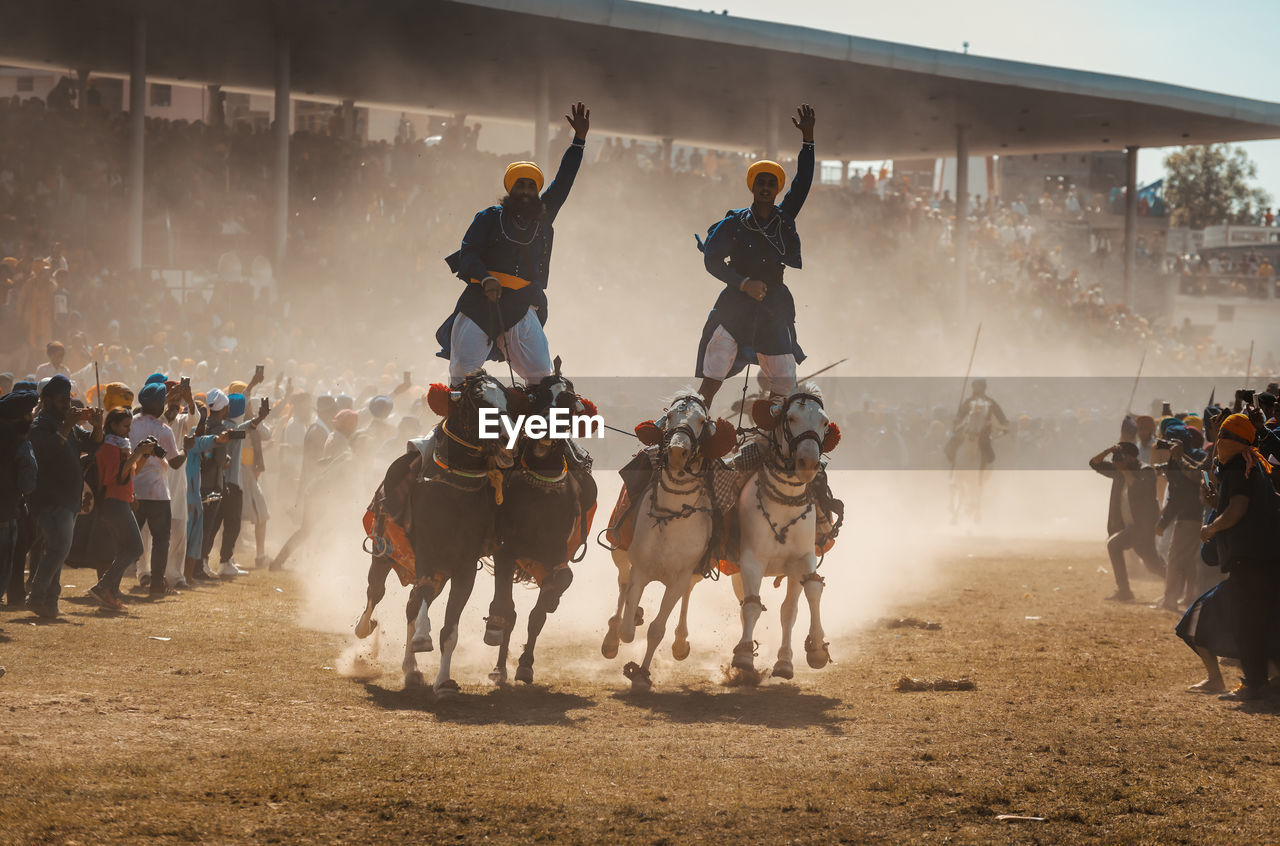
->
[[27, 374, 102, 618], [129, 381, 185, 598], [1089, 439, 1166, 602], [86, 406, 154, 612]]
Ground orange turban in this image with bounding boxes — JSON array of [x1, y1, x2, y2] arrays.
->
[[103, 382, 133, 411], [1218, 413, 1272, 476], [504, 162, 544, 193], [746, 160, 786, 192], [1219, 413, 1256, 444], [227, 380, 248, 395]]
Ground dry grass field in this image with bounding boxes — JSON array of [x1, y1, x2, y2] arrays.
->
[[2, 538, 1278, 845]]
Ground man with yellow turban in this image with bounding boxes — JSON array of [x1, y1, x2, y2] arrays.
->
[[694, 104, 816, 403], [436, 102, 592, 386]]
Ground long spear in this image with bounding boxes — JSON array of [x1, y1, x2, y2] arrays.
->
[[94, 361, 102, 409], [954, 322, 982, 418], [1244, 340, 1255, 390], [798, 358, 849, 383], [1125, 348, 1146, 415]]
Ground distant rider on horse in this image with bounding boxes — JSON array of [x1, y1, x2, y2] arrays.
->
[[944, 378, 1009, 469]]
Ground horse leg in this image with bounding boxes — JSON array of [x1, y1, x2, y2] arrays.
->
[[733, 554, 765, 673], [490, 625, 512, 686], [772, 574, 804, 680], [518, 567, 572, 684], [602, 549, 630, 659], [627, 579, 683, 692], [434, 565, 477, 697], [486, 550, 517, 647], [671, 574, 699, 661], [355, 555, 393, 639], [409, 593, 434, 653], [401, 584, 433, 688], [619, 559, 648, 645], [801, 562, 831, 669]]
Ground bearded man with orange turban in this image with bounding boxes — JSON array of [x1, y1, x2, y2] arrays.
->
[[695, 104, 816, 403], [436, 102, 591, 386], [1200, 412, 1280, 701]]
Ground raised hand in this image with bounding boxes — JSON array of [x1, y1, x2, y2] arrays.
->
[[792, 103, 815, 143], [565, 102, 590, 140]]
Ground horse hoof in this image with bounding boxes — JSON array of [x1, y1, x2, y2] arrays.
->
[[483, 624, 504, 647], [732, 641, 757, 673], [434, 679, 460, 698], [410, 634, 434, 653], [488, 667, 508, 686], [515, 664, 534, 684], [772, 660, 794, 680], [404, 670, 425, 689], [671, 639, 691, 662], [602, 617, 620, 659], [354, 616, 377, 639], [805, 636, 832, 669], [623, 661, 651, 691]]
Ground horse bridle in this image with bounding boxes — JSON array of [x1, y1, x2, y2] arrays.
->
[[768, 392, 828, 469], [659, 394, 711, 470]]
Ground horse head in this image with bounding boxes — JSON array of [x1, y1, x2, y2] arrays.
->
[[428, 371, 523, 469], [522, 360, 597, 461], [637, 390, 735, 477], [751, 384, 839, 484]]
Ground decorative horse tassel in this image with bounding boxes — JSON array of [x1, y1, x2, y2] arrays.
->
[[488, 467, 505, 505]]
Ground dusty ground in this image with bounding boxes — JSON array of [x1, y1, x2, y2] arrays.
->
[[2, 539, 1278, 845]]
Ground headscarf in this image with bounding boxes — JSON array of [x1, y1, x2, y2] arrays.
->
[[503, 162, 544, 193], [1217, 413, 1271, 477], [1183, 415, 1203, 432], [145, 372, 167, 385], [103, 382, 134, 411], [205, 388, 229, 412], [41, 374, 72, 400], [334, 409, 360, 437], [369, 395, 394, 419], [0, 388, 38, 419], [139, 383, 167, 409], [1158, 416, 1180, 437], [1120, 414, 1138, 441], [227, 393, 247, 420], [746, 160, 786, 192], [227, 380, 248, 396]]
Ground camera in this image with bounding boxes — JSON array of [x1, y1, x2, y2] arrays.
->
[[227, 429, 248, 440], [1236, 389, 1255, 404], [151, 444, 167, 459], [1154, 438, 1173, 450]]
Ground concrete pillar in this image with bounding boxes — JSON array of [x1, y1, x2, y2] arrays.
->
[[954, 125, 970, 314], [342, 98, 356, 140], [841, 159, 850, 188], [127, 16, 146, 270], [662, 137, 674, 171], [274, 36, 291, 274], [1124, 145, 1139, 307], [765, 100, 779, 161], [534, 64, 549, 166], [76, 68, 90, 114], [206, 84, 224, 127]]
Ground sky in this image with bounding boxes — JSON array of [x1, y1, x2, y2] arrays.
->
[[650, 0, 1280, 198]]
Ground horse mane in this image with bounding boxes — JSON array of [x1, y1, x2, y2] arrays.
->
[[794, 382, 823, 403]]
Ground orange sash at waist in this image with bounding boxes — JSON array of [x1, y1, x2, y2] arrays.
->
[[469, 271, 532, 290]]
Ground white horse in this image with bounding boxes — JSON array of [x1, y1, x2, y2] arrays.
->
[[731, 385, 839, 680], [602, 392, 734, 691], [948, 396, 999, 525]]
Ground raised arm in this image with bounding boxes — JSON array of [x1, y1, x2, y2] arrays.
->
[[779, 104, 815, 220], [540, 102, 590, 221]]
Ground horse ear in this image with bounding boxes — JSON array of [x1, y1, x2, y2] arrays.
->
[[635, 420, 662, 446], [823, 422, 841, 452], [705, 418, 737, 459], [752, 398, 779, 429], [426, 383, 452, 417], [553, 355, 562, 377]]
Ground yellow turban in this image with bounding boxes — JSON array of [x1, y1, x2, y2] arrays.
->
[[504, 162, 544, 193], [746, 160, 786, 192], [103, 382, 134, 411], [227, 380, 248, 395], [1183, 415, 1203, 431]]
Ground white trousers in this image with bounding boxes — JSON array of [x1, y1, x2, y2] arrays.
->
[[449, 307, 552, 385], [701, 324, 797, 395]]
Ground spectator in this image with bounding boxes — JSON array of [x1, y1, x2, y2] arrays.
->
[[86, 406, 154, 611], [129, 381, 183, 596], [27, 375, 102, 618], [0, 387, 38, 608], [1089, 439, 1166, 602]]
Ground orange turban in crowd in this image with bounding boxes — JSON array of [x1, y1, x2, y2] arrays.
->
[[1183, 415, 1203, 431], [227, 380, 248, 395], [103, 382, 133, 411], [1217, 413, 1272, 476], [746, 160, 786, 192], [503, 162, 544, 193], [333, 409, 360, 438]]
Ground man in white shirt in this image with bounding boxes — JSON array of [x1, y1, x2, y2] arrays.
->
[[130, 382, 182, 597], [163, 382, 195, 588]]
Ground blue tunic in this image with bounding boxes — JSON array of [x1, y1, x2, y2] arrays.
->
[[694, 142, 814, 378], [436, 139, 585, 360]]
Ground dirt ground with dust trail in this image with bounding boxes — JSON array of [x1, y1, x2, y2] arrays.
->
[[2, 538, 1279, 844]]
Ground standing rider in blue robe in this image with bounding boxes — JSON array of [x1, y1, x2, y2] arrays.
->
[[695, 104, 815, 404], [437, 102, 591, 387]]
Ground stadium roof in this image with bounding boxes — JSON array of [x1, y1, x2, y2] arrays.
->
[[5, 0, 1280, 158]]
